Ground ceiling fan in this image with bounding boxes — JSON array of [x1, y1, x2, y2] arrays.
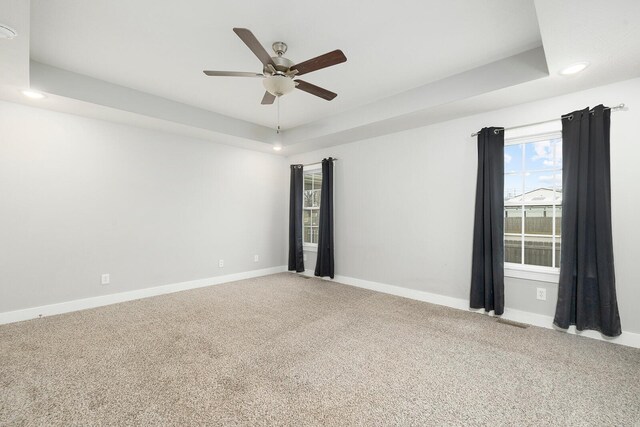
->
[[203, 28, 347, 105]]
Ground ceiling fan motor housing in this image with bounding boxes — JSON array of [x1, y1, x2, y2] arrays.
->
[[265, 56, 294, 75]]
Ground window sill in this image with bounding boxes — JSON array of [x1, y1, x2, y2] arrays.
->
[[505, 265, 559, 284], [303, 245, 318, 252]]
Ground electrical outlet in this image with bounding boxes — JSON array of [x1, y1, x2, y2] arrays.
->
[[101, 274, 110, 285], [254, 254, 259, 262], [218, 259, 224, 268], [536, 287, 547, 301]]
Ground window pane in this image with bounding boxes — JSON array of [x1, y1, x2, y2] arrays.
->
[[312, 173, 322, 190], [303, 190, 314, 208], [304, 174, 313, 191], [311, 210, 319, 226], [311, 227, 319, 244], [524, 205, 554, 235], [524, 171, 561, 202], [525, 139, 557, 171], [504, 206, 522, 234], [504, 136, 562, 270], [504, 144, 523, 174], [524, 235, 553, 267], [303, 210, 311, 226], [551, 138, 562, 169], [505, 174, 523, 202], [312, 189, 321, 207], [303, 226, 311, 244], [505, 235, 522, 264]]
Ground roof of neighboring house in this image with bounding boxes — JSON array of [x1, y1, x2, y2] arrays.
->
[[505, 188, 562, 205]]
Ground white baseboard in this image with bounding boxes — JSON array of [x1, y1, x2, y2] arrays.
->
[[302, 270, 640, 349], [6, 266, 637, 348], [0, 265, 287, 325]]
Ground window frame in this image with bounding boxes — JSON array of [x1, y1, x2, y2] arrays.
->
[[503, 130, 562, 284], [302, 164, 322, 251]]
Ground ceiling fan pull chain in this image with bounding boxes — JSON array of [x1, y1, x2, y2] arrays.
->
[[277, 96, 281, 134]]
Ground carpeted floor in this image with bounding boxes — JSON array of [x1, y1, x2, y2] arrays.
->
[[1, 273, 639, 426]]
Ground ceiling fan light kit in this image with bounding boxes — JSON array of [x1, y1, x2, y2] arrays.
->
[[203, 28, 346, 132], [263, 75, 296, 97]]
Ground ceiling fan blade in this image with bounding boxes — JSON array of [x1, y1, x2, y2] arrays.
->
[[291, 50, 346, 76], [261, 91, 276, 105], [233, 28, 276, 68], [295, 80, 337, 101], [203, 70, 264, 77]]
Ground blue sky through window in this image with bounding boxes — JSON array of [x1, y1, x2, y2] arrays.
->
[[504, 138, 562, 201]]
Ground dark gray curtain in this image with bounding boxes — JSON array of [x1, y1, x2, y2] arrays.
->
[[288, 165, 305, 272], [554, 105, 621, 337], [315, 158, 334, 278], [470, 127, 505, 315]]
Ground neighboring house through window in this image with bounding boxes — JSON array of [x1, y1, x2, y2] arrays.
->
[[504, 132, 562, 277], [303, 166, 322, 248]]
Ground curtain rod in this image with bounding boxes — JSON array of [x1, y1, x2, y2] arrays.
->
[[470, 103, 626, 138], [299, 158, 338, 167]]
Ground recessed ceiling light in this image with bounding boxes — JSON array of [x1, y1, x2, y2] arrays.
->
[[0, 24, 18, 39], [559, 62, 590, 76], [22, 90, 45, 99], [273, 145, 282, 151]]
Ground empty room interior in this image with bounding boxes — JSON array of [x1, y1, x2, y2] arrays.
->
[[2, 0, 640, 425]]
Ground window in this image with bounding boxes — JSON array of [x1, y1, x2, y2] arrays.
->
[[504, 132, 562, 277], [303, 167, 322, 247]]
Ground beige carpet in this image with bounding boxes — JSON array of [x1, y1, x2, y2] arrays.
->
[[1, 273, 639, 426]]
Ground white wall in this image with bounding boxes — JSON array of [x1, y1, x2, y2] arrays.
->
[[2, 77, 639, 336], [289, 77, 640, 334], [0, 100, 288, 313]]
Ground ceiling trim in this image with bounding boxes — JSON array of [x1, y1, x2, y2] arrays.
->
[[281, 47, 548, 149], [30, 61, 280, 145], [26, 47, 547, 154]]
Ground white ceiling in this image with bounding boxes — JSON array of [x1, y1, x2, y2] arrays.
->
[[535, 0, 640, 78], [0, 0, 29, 87], [29, 0, 542, 129], [1, 0, 639, 154]]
